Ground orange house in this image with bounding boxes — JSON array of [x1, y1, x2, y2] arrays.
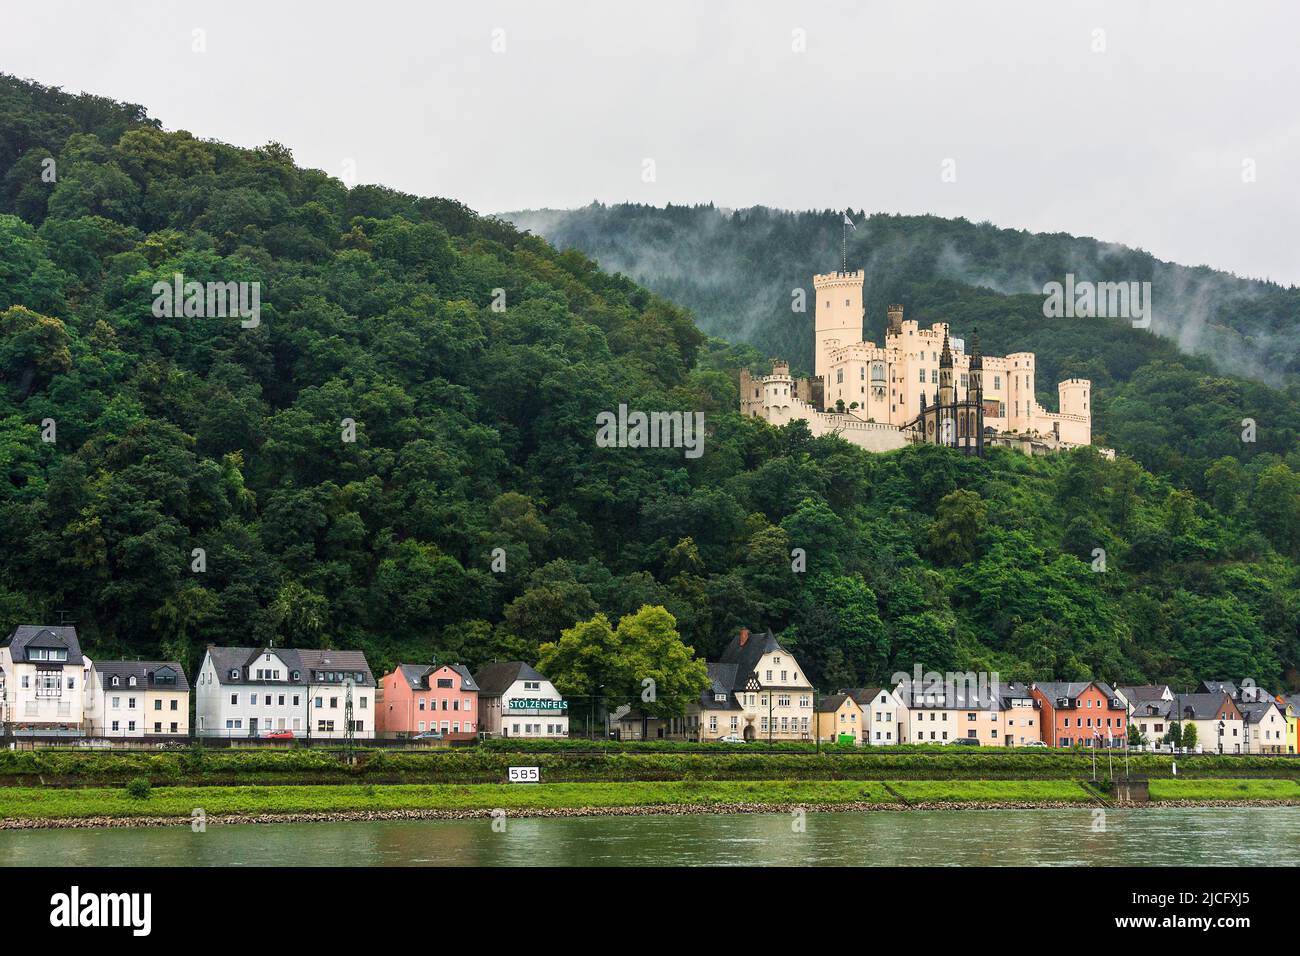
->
[[377, 663, 479, 740], [1030, 681, 1126, 748]]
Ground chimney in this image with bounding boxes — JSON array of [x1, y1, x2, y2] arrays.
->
[[738, 627, 749, 646]]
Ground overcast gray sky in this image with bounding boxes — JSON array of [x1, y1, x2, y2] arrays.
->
[[4, 0, 1298, 285]]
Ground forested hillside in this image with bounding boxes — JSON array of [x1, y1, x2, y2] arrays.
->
[[509, 204, 1300, 500], [2, 76, 1298, 692], [508, 203, 1300, 385]]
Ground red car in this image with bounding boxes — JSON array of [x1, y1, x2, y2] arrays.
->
[[264, 730, 294, 740]]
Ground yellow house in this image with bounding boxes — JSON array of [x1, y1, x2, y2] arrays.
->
[[1279, 695, 1298, 755], [815, 694, 863, 744]]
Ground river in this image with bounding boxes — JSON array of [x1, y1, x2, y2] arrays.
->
[[2, 807, 1297, 866]]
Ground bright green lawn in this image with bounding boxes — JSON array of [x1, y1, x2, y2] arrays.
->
[[1146, 778, 1300, 801], [889, 780, 1095, 803], [0, 780, 898, 821]]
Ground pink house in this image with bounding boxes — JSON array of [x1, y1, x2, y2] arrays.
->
[[376, 663, 479, 740]]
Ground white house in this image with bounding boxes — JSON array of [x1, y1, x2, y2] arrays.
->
[[472, 661, 569, 738], [0, 625, 93, 736], [846, 686, 904, 745], [87, 661, 191, 738], [194, 646, 375, 740]]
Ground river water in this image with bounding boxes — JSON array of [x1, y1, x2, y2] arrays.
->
[[2, 807, 1297, 866]]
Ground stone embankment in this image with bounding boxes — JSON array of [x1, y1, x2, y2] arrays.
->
[[7, 798, 1296, 829]]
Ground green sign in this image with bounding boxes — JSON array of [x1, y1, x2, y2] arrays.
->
[[507, 698, 568, 711]]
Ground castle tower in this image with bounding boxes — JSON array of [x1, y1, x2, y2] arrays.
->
[[813, 269, 864, 398], [1058, 379, 1092, 445], [1007, 352, 1035, 432], [886, 303, 904, 338]]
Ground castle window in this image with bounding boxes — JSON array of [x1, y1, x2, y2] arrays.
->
[[919, 369, 925, 383], [836, 369, 843, 383], [931, 370, 938, 384], [994, 375, 1001, 389], [961, 373, 969, 388]]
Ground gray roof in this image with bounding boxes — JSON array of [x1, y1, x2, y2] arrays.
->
[[1132, 698, 1174, 719], [700, 662, 741, 710], [1238, 698, 1281, 724], [901, 686, 1004, 710], [1172, 692, 1240, 721], [3, 625, 84, 665], [843, 686, 884, 707], [205, 646, 373, 687], [395, 662, 478, 692], [1119, 684, 1171, 704], [1000, 681, 1033, 702], [1198, 679, 1239, 697], [473, 661, 548, 697], [94, 660, 190, 692], [717, 629, 793, 690], [1032, 681, 1121, 705], [816, 693, 856, 714]]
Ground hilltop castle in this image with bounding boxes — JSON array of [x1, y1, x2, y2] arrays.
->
[[739, 268, 1092, 456]]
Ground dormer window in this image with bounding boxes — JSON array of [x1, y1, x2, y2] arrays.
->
[[128, 676, 137, 687], [111, 676, 120, 687], [291, 670, 300, 681], [229, 669, 239, 680]]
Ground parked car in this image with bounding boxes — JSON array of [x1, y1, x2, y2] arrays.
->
[[948, 738, 981, 746], [264, 730, 294, 740], [718, 734, 746, 744], [1023, 740, 1047, 748], [413, 730, 444, 740]]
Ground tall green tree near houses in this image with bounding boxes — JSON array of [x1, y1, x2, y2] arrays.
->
[[539, 605, 708, 739]]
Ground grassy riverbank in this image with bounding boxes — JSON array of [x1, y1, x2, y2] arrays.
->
[[0, 780, 902, 822], [15, 776, 1300, 826], [2, 747, 1297, 788], [1146, 778, 1300, 801]]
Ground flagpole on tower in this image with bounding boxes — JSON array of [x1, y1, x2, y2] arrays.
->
[[841, 210, 856, 273]]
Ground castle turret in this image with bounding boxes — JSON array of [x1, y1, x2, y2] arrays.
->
[[813, 270, 864, 400], [938, 330, 955, 407], [970, 328, 985, 457], [1058, 378, 1092, 445], [887, 304, 904, 337]]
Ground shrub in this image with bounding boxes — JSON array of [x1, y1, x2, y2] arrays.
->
[[125, 777, 152, 800]]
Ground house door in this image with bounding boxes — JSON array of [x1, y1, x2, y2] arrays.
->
[[743, 723, 755, 742], [249, 717, 258, 738]]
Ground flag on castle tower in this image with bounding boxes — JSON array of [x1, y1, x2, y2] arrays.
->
[[843, 213, 856, 229]]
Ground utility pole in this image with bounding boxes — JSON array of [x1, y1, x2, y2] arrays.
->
[[343, 679, 355, 761]]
